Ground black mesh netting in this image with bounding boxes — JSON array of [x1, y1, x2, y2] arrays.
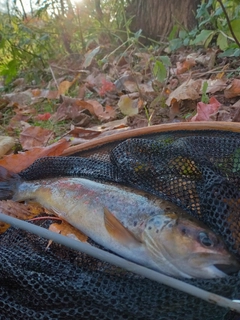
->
[[1, 129, 240, 319]]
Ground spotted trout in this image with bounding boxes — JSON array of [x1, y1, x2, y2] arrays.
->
[[0, 166, 238, 279]]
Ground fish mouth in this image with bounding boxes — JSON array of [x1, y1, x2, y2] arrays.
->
[[214, 263, 240, 275]]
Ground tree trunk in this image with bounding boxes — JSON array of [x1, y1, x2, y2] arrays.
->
[[128, 0, 200, 41]]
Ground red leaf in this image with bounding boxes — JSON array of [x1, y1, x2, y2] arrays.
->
[[0, 138, 70, 173], [190, 97, 221, 121], [35, 113, 51, 121], [99, 79, 115, 96]]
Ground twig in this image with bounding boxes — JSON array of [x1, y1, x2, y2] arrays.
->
[[49, 66, 59, 90]]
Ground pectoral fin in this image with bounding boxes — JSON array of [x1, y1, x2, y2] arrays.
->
[[104, 207, 141, 246]]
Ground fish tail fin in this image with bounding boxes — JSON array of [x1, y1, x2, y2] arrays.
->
[[0, 166, 21, 200]]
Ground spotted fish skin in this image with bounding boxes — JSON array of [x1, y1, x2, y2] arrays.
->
[[0, 166, 239, 279]]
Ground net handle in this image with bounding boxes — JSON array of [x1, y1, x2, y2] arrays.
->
[[62, 121, 240, 156], [1, 212, 240, 313]]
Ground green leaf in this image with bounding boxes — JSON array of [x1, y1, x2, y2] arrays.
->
[[0, 59, 19, 84], [179, 30, 188, 39], [169, 38, 183, 51], [153, 60, 167, 83], [218, 47, 240, 57], [217, 32, 228, 51], [134, 29, 142, 39], [160, 55, 171, 67], [168, 25, 178, 40], [231, 19, 240, 42], [201, 81, 209, 103], [193, 30, 216, 47], [83, 46, 101, 68]]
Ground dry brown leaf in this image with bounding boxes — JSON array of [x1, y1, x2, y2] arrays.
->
[[85, 99, 104, 117], [176, 58, 196, 74], [0, 97, 10, 109], [114, 74, 142, 92], [0, 200, 44, 234], [103, 105, 116, 120], [31, 89, 59, 100], [20, 126, 53, 149], [85, 73, 107, 88], [118, 95, 139, 116], [224, 79, 240, 99], [7, 114, 30, 134], [14, 104, 37, 116], [49, 221, 88, 242], [31, 89, 42, 97], [190, 97, 221, 121], [78, 84, 87, 99], [169, 100, 180, 119], [58, 80, 73, 95], [69, 125, 101, 139], [166, 79, 202, 106], [0, 136, 15, 157], [204, 79, 227, 94], [3, 91, 32, 106], [0, 138, 70, 172], [53, 96, 94, 121], [46, 90, 59, 99], [91, 117, 129, 131]]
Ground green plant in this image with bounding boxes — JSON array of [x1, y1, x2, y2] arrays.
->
[[0, 0, 133, 85], [201, 81, 209, 103], [152, 56, 171, 83], [168, 0, 240, 56]]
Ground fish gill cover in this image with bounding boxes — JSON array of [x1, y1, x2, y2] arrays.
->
[[1, 129, 240, 319]]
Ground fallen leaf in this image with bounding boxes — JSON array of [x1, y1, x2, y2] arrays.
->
[[3, 91, 32, 106], [118, 95, 139, 116], [0, 138, 70, 172], [0, 136, 15, 157], [204, 79, 227, 94], [99, 79, 116, 96], [31, 89, 59, 100], [104, 105, 116, 119], [31, 89, 42, 97], [7, 114, 30, 134], [166, 79, 202, 106], [0, 200, 44, 234], [68, 125, 101, 139], [114, 74, 142, 92], [58, 80, 73, 95], [224, 79, 240, 98], [232, 101, 240, 122], [85, 99, 104, 117], [190, 97, 221, 121], [91, 117, 129, 130], [35, 113, 52, 121], [20, 126, 53, 149], [14, 105, 37, 116], [49, 221, 88, 242], [82, 46, 100, 68], [85, 73, 108, 89], [53, 96, 105, 121], [176, 58, 196, 74], [209, 108, 231, 122]]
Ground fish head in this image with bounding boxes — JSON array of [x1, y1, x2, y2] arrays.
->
[[141, 214, 240, 278]]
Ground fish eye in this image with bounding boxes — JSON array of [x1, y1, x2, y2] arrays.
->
[[199, 232, 214, 247]]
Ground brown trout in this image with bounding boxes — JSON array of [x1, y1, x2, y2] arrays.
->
[[0, 166, 238, 279]]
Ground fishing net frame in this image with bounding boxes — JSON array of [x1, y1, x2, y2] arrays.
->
[[1, 121, 240, 320]]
